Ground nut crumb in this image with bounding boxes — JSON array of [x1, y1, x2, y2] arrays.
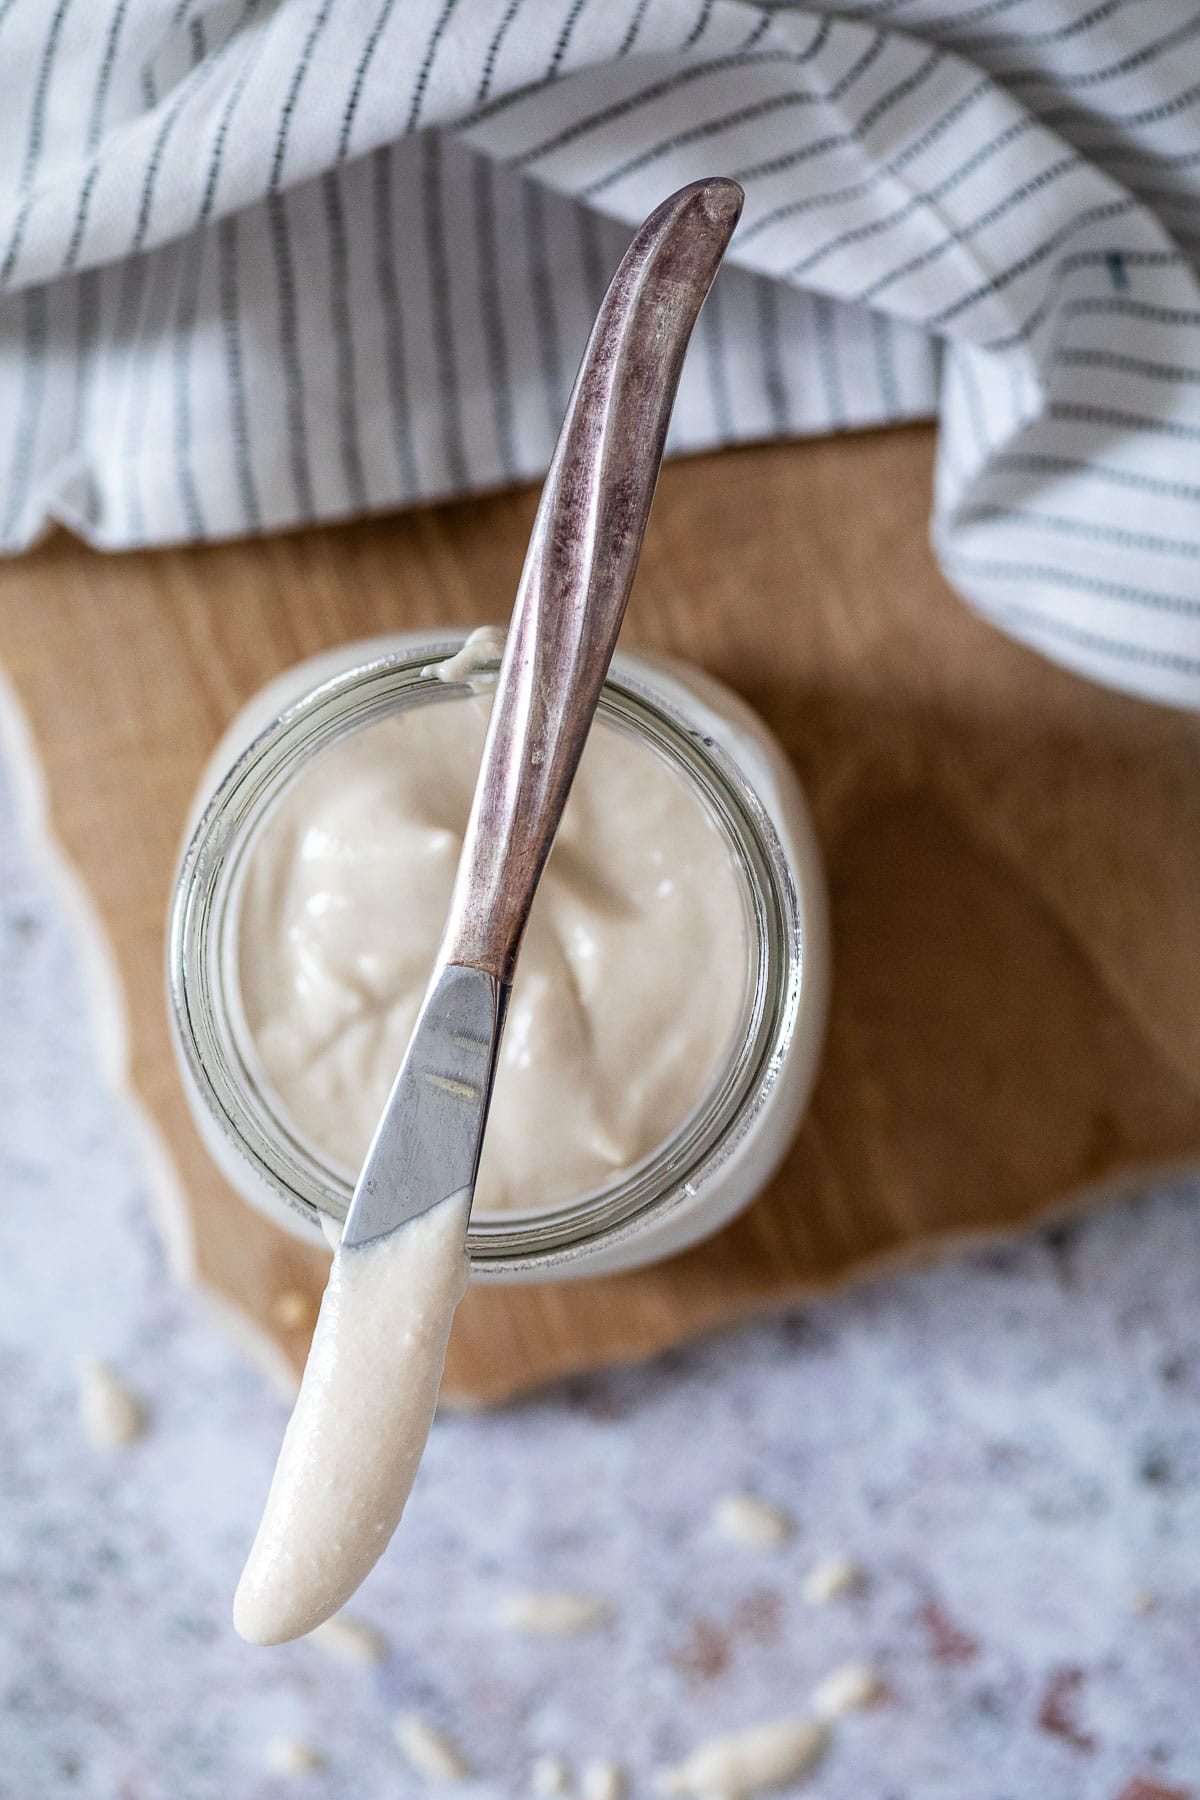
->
[[802, 1555, 861, 1604], [1129, 1590, 1157, 1615], [394, 1715, 470, 1782], [310, 1612, 387, 1664], [264, 1736, 322, 1777], [272, 1288, 317, 1331], [531, 1755, 571, 1795], [78, 1358, 146, 1450], [655, 1717, 828, 1797], [713, 1493, 795, 1551], [812, 1661, 883, 1717], [498, 1591, 611, 1637], [581, 1760, 624, 1800]]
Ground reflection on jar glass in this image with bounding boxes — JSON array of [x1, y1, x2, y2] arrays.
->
[[168, 634, 829, 1281]]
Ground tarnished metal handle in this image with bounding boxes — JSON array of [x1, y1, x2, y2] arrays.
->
[[440, 177, 743, 983]]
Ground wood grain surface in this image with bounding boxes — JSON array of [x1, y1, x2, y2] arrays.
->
[[2, 425, 1198, 1403]]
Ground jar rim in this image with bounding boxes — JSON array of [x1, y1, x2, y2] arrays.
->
[[168, 638, 810, 1276]]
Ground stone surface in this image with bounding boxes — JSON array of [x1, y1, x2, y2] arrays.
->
[[1, 761, 1198, 1800]]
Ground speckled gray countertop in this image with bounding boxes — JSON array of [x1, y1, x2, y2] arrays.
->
[[1, 752, 1198, 1800]]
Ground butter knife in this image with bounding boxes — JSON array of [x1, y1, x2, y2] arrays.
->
[[341, 176, 743, 1251]]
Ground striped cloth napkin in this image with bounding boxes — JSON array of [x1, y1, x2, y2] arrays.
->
[[1, 0, 1198, 707]]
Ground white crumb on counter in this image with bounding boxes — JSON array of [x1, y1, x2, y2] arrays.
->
[[264, 1736, 322, 1776], [394, 1715, 470, 1782], [309, 1612, 387, 1664], [802, 1554, 862, 1604], [78, 1358, 146, 1449], [712, 1492, 795, 1550], [812, 1661, 883, 1717], [581, 1759, 624, 1800], [654, 1718, 828, 1797], [498, 1591, 611, 1637], [531, 1754, 571, 1795]]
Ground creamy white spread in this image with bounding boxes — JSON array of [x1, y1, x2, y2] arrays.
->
[[234, 1194, 469, 1645], [232, 643, 755, 1648], [238, 690, 747, 1214], [421, 623, 506, 687]]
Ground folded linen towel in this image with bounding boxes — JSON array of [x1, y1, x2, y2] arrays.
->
[[1, 0, 1198, 707]]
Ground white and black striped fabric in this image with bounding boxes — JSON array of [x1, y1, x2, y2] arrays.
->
[[2, 1, 1199, 707]]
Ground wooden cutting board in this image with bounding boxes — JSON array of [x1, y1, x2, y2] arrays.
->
[[2, 425, 1198, 1404]]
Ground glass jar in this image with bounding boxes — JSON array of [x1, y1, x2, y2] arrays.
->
[[168, 634, 829, 1281]]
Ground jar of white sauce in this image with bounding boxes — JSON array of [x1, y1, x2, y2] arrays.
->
[[168, 633, 829, 1281]]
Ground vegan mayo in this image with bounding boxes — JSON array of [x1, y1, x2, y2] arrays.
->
[[176, 636, 826, 1642], [237, 689, 749, 1215]]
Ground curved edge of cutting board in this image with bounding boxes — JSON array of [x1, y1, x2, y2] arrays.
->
[[4, 633, 1197, 1407], [5, 648, 1198, 1408], [440, 1156, 1200, 1408], [0, 664, 304, 1400], [4, 437, 1199, 1410]]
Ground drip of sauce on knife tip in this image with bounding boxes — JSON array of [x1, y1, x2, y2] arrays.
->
[[234, 1192, 469, 1644]]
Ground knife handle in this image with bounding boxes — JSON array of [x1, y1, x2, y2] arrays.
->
[[439, 177, 742, 985]]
